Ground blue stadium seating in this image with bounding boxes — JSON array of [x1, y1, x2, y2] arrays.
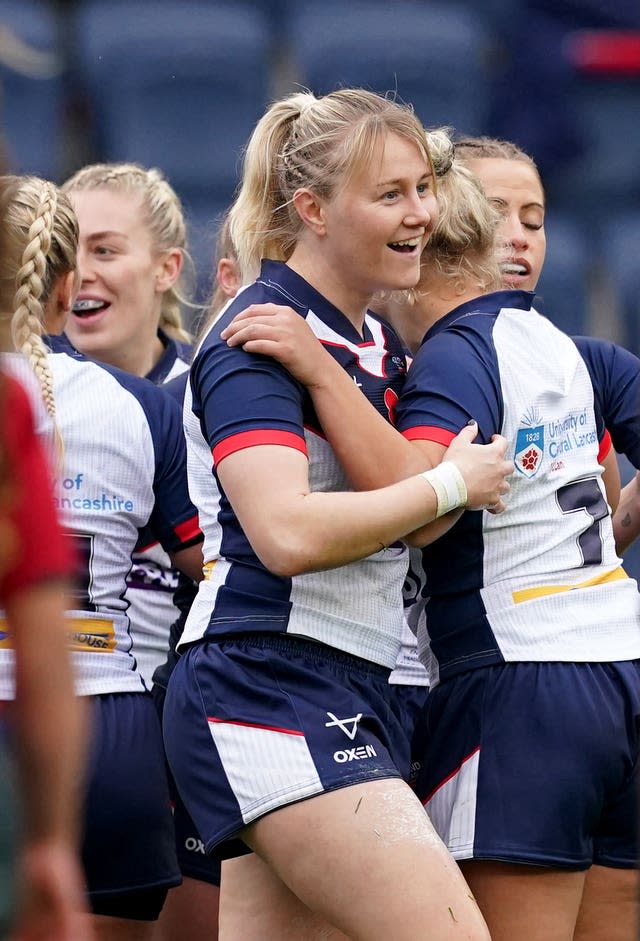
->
[[287, 1, 494, 134], [547, 73, 640, 219], [70, 1, 272, 209], [533, 211, 593, 337], [598, 210, 640, 355], [0, 0, 65, 179], [183, 198, 230, 310]]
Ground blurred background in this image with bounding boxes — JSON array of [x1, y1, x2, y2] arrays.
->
[[2, 0, 640, 572]]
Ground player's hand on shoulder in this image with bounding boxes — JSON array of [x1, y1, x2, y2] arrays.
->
[[221, 303, 327, 387]]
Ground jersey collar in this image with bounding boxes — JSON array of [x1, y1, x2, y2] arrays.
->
[[45, 332, 81, 356], [424, 289, 536, 343], [258, 259, 377, 346]]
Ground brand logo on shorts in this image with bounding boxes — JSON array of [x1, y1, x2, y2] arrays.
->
[[185, 837, 206, 855], [325, 712, 362, 740], [333, 744, 378, 763]]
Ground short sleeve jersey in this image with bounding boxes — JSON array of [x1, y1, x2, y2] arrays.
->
[[0, 335, 200, 698], [124, 330, 195, 686], [179, 260, 409, 669], [395, 290, 640, 686]]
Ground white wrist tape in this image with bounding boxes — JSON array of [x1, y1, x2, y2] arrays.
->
[[419, 461, 468, 518]]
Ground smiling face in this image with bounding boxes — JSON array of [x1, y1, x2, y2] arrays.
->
[[296, 132, 438, 317], [65, 188, 168, 370], [466, 157, 546, 291]]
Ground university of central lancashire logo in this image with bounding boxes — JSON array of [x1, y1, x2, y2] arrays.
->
[[514, 408, 544, 478]]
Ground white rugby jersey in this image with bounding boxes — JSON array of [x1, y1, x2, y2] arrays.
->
[[124, 330, 193, 686], [0, 334, 200, 697], [178, 260, 409, 669], [396, 291, 640, 686]]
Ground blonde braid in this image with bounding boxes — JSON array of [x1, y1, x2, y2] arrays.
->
[[10, 180, 63, 455]]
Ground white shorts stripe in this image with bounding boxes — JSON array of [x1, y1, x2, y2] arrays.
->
[[208, 719, 324, 825], [424, 747, 479, 860]]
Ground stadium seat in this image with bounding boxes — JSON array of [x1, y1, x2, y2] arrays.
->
[[598, 210, 640, 356], [540, 28, 640, 217], [70, 1, 271, 210], [533, 211, 593, 337], [183, 198, 230, 311], [547, 75, 640, 219], [287, 1, 494, 134], [0, 0, 65, 178]]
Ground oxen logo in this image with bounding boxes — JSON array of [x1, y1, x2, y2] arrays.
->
[[325, 712, 362, 740]]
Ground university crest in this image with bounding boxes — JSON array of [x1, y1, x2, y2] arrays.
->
[[514, 424, 544, 478]]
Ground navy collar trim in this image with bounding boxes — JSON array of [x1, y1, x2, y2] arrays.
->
[[257, 259, 375, 346], [425, 290, 536, 342], [146, 328, 176, 383]]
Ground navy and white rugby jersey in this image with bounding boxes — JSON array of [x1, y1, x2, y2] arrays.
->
[[0, 334, 200, 698], [396, 290, 640, 686], [146, 328, 192, 385], [178, 259, 409, 669], [124, 329, 194, 685], [389, 547, 430, 686]]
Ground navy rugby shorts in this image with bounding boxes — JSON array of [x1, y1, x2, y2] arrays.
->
[[152, 683, 221, 885], [414, 660, 640, 869], [163, 634, 410, 861], [82, 692, 181, 916]]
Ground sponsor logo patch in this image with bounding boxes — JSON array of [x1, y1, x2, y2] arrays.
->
[[514, 424, 544, 478]]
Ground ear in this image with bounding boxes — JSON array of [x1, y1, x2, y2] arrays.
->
[[292, 188, 327, 237], [58, 269, 78, 313], [43, 269, 77, 333], [155, 248, 183, 293], [216, 257, 241, 299]]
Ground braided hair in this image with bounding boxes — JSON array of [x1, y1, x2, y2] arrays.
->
[[0, 175, 78, 460]]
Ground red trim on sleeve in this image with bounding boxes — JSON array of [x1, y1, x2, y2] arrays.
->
[[401, 425, 457, 447], [174, 515, 202, 544], [212, 430, 308, 464], [598, 429, 613, 464]]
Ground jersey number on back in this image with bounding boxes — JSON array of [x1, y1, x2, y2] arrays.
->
[[557, 477, 608, 567], [66, 531, 97, 611]]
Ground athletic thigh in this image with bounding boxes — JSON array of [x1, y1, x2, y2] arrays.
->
[[243, 777, 490, 941], [459, 860, 586, 941], [573, 864, 640, 941]]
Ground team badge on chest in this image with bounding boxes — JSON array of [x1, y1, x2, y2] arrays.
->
[[514, 424, 545, 478]]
